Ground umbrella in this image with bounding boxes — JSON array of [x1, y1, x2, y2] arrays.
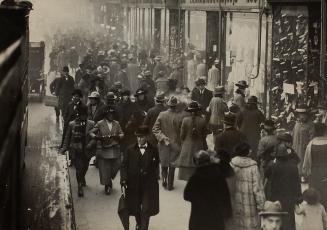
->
[[118, 186, 129, 230]]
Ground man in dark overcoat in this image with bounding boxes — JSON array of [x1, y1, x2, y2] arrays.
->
[[120, 125, 160, 230], [56, 66, 75, 115], [87, 91, 105, 122], [191, 78, 213, 111], [214, 112, 247, 159], [143, 93, 167, 146], [134, 89, 155, 113]]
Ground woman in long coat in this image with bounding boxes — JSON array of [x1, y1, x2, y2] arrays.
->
[[89, 106, 124, 194], [175, 101, 207, 180], [184, 150, 232, 230], [237, 96, 265, 159], [230, 142, 266, 230]]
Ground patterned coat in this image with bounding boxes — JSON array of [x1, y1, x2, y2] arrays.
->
[[208, 97, 229, 127], [230, 156, 265, 230], [152, 109, 183, 167], [89, 119, 124, 159]]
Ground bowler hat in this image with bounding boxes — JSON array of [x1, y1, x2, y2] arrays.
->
[[247, 96, 259, 104], [223, 112, 236, 125], [235, 80, 248, 89], [214, 59, 220, 64], [214, 86, 225, 95], [185, 101, 201, 112], [193, 150, 211, 167], [106, 92, 117, 101], [277, 133, 292, 143], [229, 103, 240, 114], [135, 125, 150, 136], [63, 66, 69, 73], [88, 91, 100, 99], [72, 88, 83, 98], [166, 96, 178, 107], [259, 201, 288, 216]]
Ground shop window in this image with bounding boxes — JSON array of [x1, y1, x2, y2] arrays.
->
[[270, 5, 321, 130], [224, 12, 266, 103]]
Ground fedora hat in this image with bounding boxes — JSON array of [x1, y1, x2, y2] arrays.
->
[[295, 103, 308, 113], [135, 125, 150, 136], [259, 201, 288, 216], [166, 96, 178, 107], [155, 93, 166, 102], [229, 103, 240, 114], [193, 150, 211, 167], [186, 101, 201, 112], [88, 91, 100, 99], [63, 66, 69, 73], [235, 80, 248, 89], [223, 112, 236, 125], [247, 96, 259, 104], [214, 86, 225, 95]]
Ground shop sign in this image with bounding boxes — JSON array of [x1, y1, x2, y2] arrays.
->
[[181, 0, 261, 10]]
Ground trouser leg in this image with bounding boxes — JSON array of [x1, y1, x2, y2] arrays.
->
[[167, 166, 175, 190], [161, 167, 168, 187], [139, 213, 150, 230], [74, 151, 85, 184]]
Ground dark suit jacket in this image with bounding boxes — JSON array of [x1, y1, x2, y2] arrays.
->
[[87, 101, 105, 122], [191, 87, 213, 110], [121, 143, 159, 216]]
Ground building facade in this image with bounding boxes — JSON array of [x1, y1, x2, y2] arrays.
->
[[91, 0, 327, 125]]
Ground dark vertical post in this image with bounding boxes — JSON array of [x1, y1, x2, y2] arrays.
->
[[321, 0, 326, 100]]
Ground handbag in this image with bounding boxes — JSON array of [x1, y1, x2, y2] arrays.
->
[[44, 95, 58, 107], [118, 187, 129, 230]]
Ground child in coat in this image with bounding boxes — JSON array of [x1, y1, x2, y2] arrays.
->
[[295, 188, 327, 230]]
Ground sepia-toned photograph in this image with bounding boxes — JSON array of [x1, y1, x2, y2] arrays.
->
[[1, 0, 327, 229]]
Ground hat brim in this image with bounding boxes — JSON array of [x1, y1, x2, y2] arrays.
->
[[185, 107, 201, 112], [259, 211, 288, 216], [295, 109, 308, 113], [235, 83, 248, 88], [135, 132, 149, 136]]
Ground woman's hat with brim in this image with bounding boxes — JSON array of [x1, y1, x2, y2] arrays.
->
[[214, 86, 225, 95], [259, 201, 288, 216], [235, 80, 248, 89], [193, 150, 211, 167], [234, 141, 251, 156], [88, 91, 100, 99], [185, 101, 201, 112], [135, 125, 150, 136], [166, 96, 178, 107]]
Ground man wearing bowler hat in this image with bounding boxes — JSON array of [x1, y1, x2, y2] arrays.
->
[[121, 125, 160, 230], [134, 88, 154, 113], [207, 59, 221, 91], [87, 91, 105, 122], [56, 66, 75, 116], [259, 201, 288, 230], [191, 78, 213, 111]]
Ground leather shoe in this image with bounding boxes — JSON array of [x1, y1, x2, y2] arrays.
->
[[105, 185, 112, 195], [162, 180, 167, 188], [167, 186, 174, 191], [78, 185, 84, 197]]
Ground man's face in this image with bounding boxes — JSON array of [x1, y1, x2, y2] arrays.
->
[[198, 85, 205, 90], [137, 94, 145, 101], [137, 136, 147, 146], [261, 216, 282, 230], [90, 98, 97, 105], [72, 95, 81, 104], [298, 113, 307, 123], [122, 95, 129, 101]]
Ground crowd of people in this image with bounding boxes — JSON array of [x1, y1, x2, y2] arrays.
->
[[48, 31, 327, 230]]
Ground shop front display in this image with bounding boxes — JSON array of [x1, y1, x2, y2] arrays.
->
[[270, 5, 321, 130], [224, 12, 267, 102]]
